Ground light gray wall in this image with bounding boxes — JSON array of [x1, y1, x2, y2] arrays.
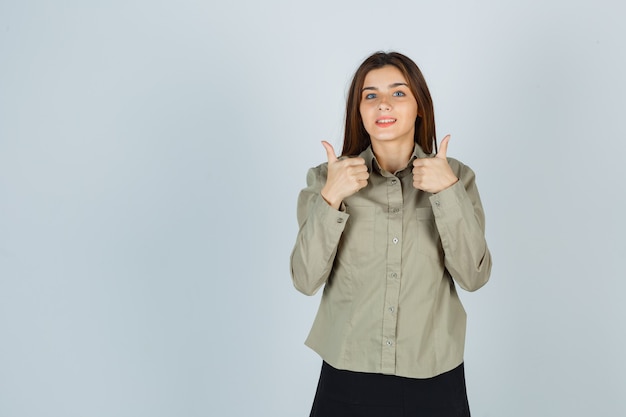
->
[[1, 0, 625, 416]]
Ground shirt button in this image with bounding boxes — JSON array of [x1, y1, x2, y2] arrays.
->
[[336, 218, 344, 223], [434, 201, 441, 207], [391, 272, 397, 279], [391, 208, 399, 214], [390, 179, 397, 185], [386, 340, 393, 346], [389, 307, 395, 313], [392, 237, 399, 244]]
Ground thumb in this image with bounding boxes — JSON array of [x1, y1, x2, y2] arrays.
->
[[436, 135, 451, 159], [321, 141, 338, 163]]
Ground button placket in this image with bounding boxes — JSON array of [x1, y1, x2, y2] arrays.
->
[[381, 175, 403, 374]]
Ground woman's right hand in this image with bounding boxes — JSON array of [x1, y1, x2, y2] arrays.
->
[[320, 141, 369, 209]]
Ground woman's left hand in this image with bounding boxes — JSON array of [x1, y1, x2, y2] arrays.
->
[[412, 135, 459, 194]]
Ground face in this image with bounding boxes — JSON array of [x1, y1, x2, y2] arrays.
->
[[359, 65, 418, 147]]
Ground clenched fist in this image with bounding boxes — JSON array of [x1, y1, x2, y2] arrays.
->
[[320, 141, 369, 209], [412, 135, 459, 194]]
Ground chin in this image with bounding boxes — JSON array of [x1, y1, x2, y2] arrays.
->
[[372, 134, 411, 143]]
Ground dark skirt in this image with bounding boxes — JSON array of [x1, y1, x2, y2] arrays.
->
[[309, 362, 471, 417]]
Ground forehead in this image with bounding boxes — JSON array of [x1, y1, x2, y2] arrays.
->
[[363, 65, 408, 86]]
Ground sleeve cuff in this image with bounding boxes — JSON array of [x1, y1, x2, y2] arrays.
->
[[314, 193, 350, 230], [429, 180, 468, 218]]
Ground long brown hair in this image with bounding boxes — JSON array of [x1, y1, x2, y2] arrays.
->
[[342, 51, 437, 156]]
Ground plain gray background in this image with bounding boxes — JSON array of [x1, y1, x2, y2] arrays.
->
[[1, 0, 625, 416]]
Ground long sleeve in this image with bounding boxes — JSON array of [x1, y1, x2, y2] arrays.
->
[[429, 160, 492, 292], [290, 165, 349, 296]]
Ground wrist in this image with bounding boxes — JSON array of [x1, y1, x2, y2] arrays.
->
[[321, 188, 342, 209], [435, 176, 459, 194]]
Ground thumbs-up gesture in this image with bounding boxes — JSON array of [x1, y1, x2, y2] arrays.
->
[[320, 141, 369, 209], [412, 135, 459, 193]]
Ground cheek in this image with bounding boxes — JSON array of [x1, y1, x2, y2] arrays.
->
[[404, 104, 418, 122], [359, 111, 375, 134], [359, 107, 371, 124]]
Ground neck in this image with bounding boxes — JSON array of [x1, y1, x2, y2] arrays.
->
[[371, 140, 414, 173]]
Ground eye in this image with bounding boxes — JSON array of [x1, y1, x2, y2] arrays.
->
[[364, 93, 377, 100], [393, 91, 406, 97]]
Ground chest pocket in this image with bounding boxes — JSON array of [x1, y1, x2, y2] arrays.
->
[[415, 207, 443, 260], [341, 205, 375, 259]]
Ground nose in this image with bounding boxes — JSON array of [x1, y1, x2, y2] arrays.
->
[[378, 97, 391, 111]]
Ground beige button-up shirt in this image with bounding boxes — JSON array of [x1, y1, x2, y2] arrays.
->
[[290, 144, 492, 379]]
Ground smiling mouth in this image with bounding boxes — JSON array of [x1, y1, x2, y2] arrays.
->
[[376, 118, 397, 125]]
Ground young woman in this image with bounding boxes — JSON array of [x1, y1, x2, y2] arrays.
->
[[290, 51, 492, 416]]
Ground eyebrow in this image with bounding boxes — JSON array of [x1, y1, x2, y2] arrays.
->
[[361, 82, 409, 92]]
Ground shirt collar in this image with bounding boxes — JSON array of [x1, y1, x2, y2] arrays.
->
[[359, 143, 431, 176]]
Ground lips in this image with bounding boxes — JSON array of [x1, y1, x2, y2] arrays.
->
[[376, 118, 397, 127]]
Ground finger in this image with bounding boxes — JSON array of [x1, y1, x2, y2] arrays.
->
[[436, 135, 451, 159], [349, 163, 368, 173], [347, 157, 366, 166], [321, 141, 338, 163]]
